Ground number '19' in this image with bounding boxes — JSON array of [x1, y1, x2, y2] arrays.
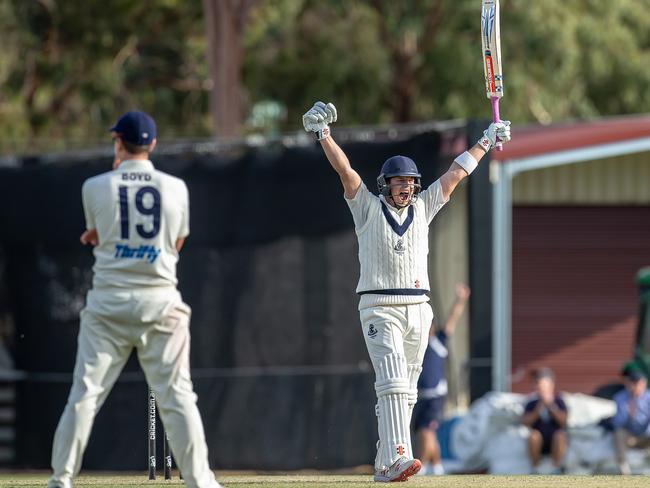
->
[[118, 185, 161, 239]]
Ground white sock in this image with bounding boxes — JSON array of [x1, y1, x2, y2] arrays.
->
[[432, 463, 445, 475]]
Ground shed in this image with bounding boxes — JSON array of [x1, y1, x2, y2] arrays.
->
[[490, 114, 650, 394]]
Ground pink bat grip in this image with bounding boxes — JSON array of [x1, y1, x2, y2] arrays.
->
[[491, 96, 503, 151]]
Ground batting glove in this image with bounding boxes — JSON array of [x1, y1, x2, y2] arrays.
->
[[478, 120, 511, 152], [302, 101, 337, 140]]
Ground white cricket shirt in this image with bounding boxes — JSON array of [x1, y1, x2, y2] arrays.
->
[[82, 159, 189, 290], [346, 180, 448, 309]]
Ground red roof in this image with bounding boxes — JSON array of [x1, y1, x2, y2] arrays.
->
[[496, 114, 650, 161]]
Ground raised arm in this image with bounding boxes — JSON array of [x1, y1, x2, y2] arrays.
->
[[320, 137, 361, 199], [303, 102, 361, 199], [442, 283, 471, 336], [439, 121, 511, 201]]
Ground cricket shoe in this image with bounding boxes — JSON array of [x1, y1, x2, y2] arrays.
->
[[47, 479, 71, 488], [373, 457, 422, 482]]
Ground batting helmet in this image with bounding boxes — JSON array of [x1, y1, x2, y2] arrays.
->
[[376, 155, 422, 201]]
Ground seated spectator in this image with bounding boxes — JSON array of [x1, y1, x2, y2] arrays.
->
[[611, 364, 650, 475], [521, 368, 568, 474]]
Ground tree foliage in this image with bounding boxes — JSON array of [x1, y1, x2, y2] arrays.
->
[[245, 0, 650, 130], [1, 0, 650, 151], [0, 0, 208, 152]]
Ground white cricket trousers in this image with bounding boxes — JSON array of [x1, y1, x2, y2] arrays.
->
[[360, 302, 433, 469], [48, 290, 220, 488], [361, 302, 432, 366]]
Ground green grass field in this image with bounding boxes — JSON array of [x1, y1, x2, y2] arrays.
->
[[2, 473, 650, 488]]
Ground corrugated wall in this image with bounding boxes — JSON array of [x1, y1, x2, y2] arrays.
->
[[510, 153, 650, 394], [511, 206, 649, 394], [513, 153, 650, 205]]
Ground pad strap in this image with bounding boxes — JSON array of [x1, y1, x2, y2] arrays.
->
[[407, 364, 422, 407]]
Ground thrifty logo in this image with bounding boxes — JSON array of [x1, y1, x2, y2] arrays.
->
[[114, 244, 161, 263]]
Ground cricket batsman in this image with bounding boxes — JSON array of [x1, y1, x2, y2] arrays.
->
[[303, 101, 510, 482]]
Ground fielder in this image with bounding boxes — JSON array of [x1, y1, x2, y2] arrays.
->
[[48, 111, 222, 488], [413, 283, 470, 476], [303, 102, 510, 482]]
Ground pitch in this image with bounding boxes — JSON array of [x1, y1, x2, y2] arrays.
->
[[1, 474, 650, 488]]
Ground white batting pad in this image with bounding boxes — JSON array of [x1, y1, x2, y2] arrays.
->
[[375, 352, 409, 396], [374, 353, 412, 467]]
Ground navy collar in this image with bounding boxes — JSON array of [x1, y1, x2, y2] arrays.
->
[[381, 201, 414, 237]]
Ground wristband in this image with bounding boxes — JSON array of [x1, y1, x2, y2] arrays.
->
[[454, 151, 478, 175], [316, 126, 330, 140]]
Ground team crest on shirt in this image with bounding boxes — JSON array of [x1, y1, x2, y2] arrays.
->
[[394, 239, 405, 255], [367, 324, 378, 338]]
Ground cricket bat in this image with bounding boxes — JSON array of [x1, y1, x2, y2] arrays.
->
[[481, 0, 504, 151]]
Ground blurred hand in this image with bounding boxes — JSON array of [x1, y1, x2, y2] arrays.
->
[[455, 283, 471, 301], [80, 229, 98, 246], [628, 401, 637, 416]]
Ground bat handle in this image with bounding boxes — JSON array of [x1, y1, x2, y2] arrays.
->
[[491, 96, 503, 152]]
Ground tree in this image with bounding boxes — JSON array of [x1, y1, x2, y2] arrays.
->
[[243, 0, 650, 129], [2, 0, 650, 151], [0, 0, 208, 153], [368, 0, 445, 122], [243, 0, 392, 129], [203, 0, 256, 138]]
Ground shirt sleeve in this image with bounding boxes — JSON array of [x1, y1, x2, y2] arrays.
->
[[81, 180, 95, 230], [524, 399, 538, 414], [623, 393, 650, 436], [555, 396, 568, 412], [419, 179, 449, 223], [436, 330, 448, 346], [345, 182, 373, 230], [611, 391, 629, 429], [179, 181, 190, 238]]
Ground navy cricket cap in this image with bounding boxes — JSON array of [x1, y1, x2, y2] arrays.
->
[[110, 111, 157, 145], [622, 364, 646, 382]]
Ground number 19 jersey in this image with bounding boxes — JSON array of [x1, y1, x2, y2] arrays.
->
[[81, 159, 189, 290]]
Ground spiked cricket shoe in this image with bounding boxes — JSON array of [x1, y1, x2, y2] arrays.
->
[[373, 457, 422, 482]]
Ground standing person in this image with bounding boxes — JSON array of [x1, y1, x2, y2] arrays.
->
[[611, 364, 650, 475], [521, 367, 568, 474], [412, 283, 470, 476], [302, 101, 511, 482], [48, 111, 222, 488]]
